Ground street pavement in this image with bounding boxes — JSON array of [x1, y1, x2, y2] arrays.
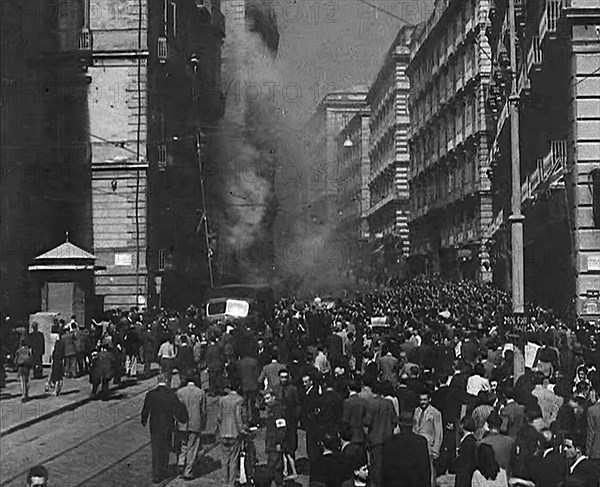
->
[[1, 370, 105, 435], [1, 371, 455, 486]]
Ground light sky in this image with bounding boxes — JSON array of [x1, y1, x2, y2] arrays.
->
[[272, 0, 435, 127]]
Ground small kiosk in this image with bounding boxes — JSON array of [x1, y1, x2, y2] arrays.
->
[[28, 234, 105, 362]]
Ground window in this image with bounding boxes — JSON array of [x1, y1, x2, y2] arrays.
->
[[158, 249, 166, 271]]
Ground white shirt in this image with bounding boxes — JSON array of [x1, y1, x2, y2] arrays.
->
[[158, 341, 176, 359], [467, 374, 491, 396]]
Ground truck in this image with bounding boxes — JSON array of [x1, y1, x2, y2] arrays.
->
[[204, 284, 275, 329]]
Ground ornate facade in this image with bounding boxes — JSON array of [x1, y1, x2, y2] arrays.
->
[[366, 26, 414, 266], [407, 0, 494, 281]]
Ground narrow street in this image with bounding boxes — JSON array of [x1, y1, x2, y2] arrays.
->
[[1, 369, 456, 487]]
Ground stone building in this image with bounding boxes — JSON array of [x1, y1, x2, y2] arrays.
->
[[366, 26, 414, 272], [88, 0, 225, 310], [303, 91, 368, 229], [407, 0, 494, 281], [1, 0, 94, 320], [336, 109, 371, 279], [486, 0, 600, 319]]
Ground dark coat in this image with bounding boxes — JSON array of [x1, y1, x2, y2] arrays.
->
[[319, 389, 344, 430], [239, 356, 260, 392], [343, 394, 367, 444], [364, 395, 397, 446], [141, 384, 188, 437], [312, 451, 349, 487], [529, 448, 566, 487], [301, 385, 321, 433], [176, 345, 195, 373], [89, 350, 115, 384], [451, 433, 477, 487], [568, 458, 600, 487], [382, 431, 431, 487], [28, 331, 45, 356]]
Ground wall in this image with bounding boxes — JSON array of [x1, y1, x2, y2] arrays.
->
[[570, 22, 600, 319], [89, 0, 149, 310]]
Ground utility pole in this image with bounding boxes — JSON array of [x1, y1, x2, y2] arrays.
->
[[507, 0, 525, 315], [191, 55, 214, 289]]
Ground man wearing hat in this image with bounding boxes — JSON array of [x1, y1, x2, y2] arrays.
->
[[28, 322, 45, 379]]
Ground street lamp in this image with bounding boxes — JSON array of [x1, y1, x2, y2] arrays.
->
[[344, 136, 354, 148]]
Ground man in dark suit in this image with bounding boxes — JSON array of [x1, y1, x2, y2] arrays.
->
[[382, 411, 431, 487], [364, 382, 398, 487], [28, 322, 45, 379], [528, 433, 566, 487], [141, 374, 189, 483], [342, 380, 367, 447], [239, 354, 260, 426], [312, 431, 349, 487], [176, 335, 195, 386], [500, 384, 526, 439], [301, 373, 321, 480], [587, 395, 600, 465], [564, 434, 600, 487], [339, 422, 367, 477], [450, 416, 477, 487], [319, 378, 344, 436]]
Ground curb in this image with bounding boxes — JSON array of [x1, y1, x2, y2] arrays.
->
[[1, 377, 153, 437]]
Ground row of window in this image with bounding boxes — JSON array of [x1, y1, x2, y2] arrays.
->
[[411, 42, 478, 133], [411, 90, 479, 178], [411, 0, 478, 91], [411, 153, 479, 214]]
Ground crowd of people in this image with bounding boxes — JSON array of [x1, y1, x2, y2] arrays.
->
[[5, 274, 600, 487], [140, 275, 599, 487]]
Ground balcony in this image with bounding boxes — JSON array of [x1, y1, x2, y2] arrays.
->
[[158, 36, 168, 63], [520, 140, 568, 204], [539, 0, 565, 40], [527, 36, 543, 74]]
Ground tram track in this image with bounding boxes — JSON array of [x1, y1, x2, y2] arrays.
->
[[1, 392, 219, 487]]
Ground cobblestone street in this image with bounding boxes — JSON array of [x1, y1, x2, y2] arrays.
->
[[1, 368, 456, 487]]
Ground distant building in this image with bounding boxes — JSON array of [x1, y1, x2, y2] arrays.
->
[[366, 25, 414, 275], [303, 91, 368, 228], [89, 0, 225, 310], [407, 0, 493, 281], [336, 109, 371, 279], [485, 0, 600, 319]]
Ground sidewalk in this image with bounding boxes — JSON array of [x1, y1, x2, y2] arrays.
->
[[0, 366, 158, 436]]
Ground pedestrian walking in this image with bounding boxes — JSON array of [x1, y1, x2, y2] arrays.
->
[[176, 335, 195, 386], [74, 324, 89, 376], [382, 411, 432, 487], [141, 374, 188, 484], [89, 344, 115, 399], [216, 382, 247, 487], [300, 373, 321, 481], [15, 339, 34, 402], [157, 335, 177, 388], [263, 389, 286, 487], [239, 354, 260, 427], [279, 369, 300, 480], [176, 377, 207, 480], [413, 391, 443, 487], [63, 323, 77, 378], [28, 322, 45, 379], [45, 331, 65, 396]]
